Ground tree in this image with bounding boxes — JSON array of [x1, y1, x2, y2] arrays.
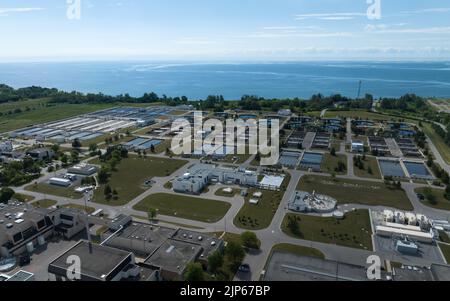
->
[[61, 154, 68, 166], [104, 185, 112, 198], [445, 185, 450, 201], [72, 138, 82, 148], [148, 208, 157, 221], [70, 150, 80, 164], [330, 147, 336, 156], [207, 251, 224, 273], [287, 216, 301, 236], [184, 263, 205, 281], [98, 168, 109, 184], [240, 231, 260, 249], [89, 143, 98, 153], [225, 241, 245, 263], [0, 188, 15, 204]]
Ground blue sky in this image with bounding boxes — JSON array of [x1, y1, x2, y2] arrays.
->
[[1, 0, 450, 61]]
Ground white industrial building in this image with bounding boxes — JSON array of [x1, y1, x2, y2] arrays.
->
[[376, 210, 434, 244], [173, 163, 258, 194], [288, 190, 337, 213]]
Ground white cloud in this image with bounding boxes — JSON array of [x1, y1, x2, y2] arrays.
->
[[295, 12, 365, 21], [401, 8, 450, 14], [369, 26, 450, 34], [0, 7, 44, 16]]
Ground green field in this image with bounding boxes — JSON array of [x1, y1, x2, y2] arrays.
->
[[282, 209, 373, 250], [93, 156, 188, 205], [25, 183, 83, 199], [234, 174, 290, 230], [422, 123, 450, 165], [13, 193, 35, 203], [133, 193, 231, 223], [298, 175, 413, 210], [439, 243, 450, 264], [325, 110, 395, 121], [321, 153, 347, 175], [31, 199, 58, 208], [353, 155, 382, 179], [0, 100, 113, 133], [414, 187, 450, 211], [61, 203, 96, 214], [270, 243, 325, 259]]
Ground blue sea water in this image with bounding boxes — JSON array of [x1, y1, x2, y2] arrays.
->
[[0, 61, 449, 99]]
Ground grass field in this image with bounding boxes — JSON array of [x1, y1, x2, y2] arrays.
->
[[321, 153, 347, 175], [0, 100, 113, 133], [25, 183, 83, 199], [234, 174, 290, 230], [270, 243, 325, 259], [61, 203, 96, 214], [353, 155, 382, 179], [13, 193, 35, 203], [439, 230, 450, 244], [298, 175, 413, 210], [439, 243, 450, 264], [133, 193, 231, 223], [282, 209, 373, 250], [325, 110, 395, 121], [31, 199, 58, 208], [422, 123, 450, 165], [414, 187, 450, 211], [93, 155, 188, 206]]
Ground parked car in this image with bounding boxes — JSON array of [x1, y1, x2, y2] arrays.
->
[[238, 264, 251, 273]]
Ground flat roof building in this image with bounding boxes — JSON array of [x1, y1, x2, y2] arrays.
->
[[48, 240, 137, 281], [173, 163, 258, 195], [67, 163, 98, 176]]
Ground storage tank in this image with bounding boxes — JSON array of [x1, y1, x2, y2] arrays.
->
[[37, 235, 46, 246], [405, 213, 417, 226], [383, 210, 394, 222], [394, 211, 405, 224], [26, 242, 34, 253]]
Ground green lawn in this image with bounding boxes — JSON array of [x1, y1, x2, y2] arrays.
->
[[270, 243, 325, 259], [439, 243, 450, 264], [321, 153, 347, 175], [25, 183, 83, 199], [234, 174, 290, 230], [31, 199, 58, 208], [325, 110, 395, 121], [93, 155, 188, 206], [282, 209, 373, 250], [422, 123, 450, 165], [414, 187, 450, 211], [298, 175, 413, 210], [353, 155, 382, 179], [13, 193, 35, 203], [133, 193, 231, 223], [61, 203, 96, 214], [439, 230, 450, 244]]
